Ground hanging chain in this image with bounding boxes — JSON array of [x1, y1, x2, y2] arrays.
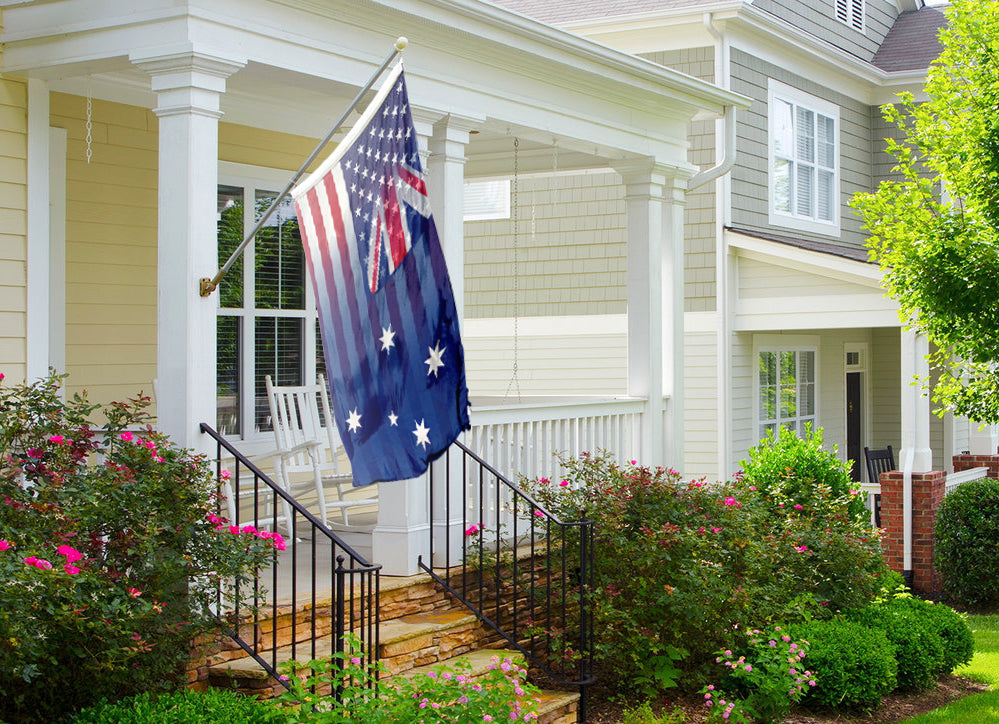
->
[[504, 137, 522, 403], [85, 77, 93, 164]]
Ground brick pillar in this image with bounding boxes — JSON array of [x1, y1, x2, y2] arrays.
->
[[879, 469, 947, 593], [953, 452, 999, 478]]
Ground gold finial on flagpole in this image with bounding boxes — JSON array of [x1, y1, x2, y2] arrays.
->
[[396, 37, 408, 51]]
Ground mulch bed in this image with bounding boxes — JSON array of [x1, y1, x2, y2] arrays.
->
[[585, 675, 989, 723]]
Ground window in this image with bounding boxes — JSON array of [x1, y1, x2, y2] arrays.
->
[[216, 166, 325, 438], [768, 80, 840, 235], [464, 179, 510, 221], [835, 0, 865, 32], [758, 348, 817, 440]]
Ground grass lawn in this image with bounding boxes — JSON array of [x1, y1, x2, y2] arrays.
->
[[899, 614, 999, 723]]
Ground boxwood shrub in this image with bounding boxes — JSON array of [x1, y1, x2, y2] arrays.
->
[[935, 478, 999, 606], [788, 620, 896, 710], [847, 597, 946, 691], [70, 689, 281, 723]]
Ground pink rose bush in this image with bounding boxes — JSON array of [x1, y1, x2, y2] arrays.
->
[[0, 372, 276, 722]]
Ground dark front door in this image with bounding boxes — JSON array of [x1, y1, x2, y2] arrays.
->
[[847, 372, 862, 481]]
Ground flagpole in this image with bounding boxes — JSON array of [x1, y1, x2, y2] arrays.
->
[[200, 36, 409, 297]]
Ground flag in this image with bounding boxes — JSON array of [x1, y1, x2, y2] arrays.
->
[[292, 63, 470, 487]]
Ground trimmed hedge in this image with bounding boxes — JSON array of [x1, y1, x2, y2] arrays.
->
[[935, 478, 999, 606], [69, 689, 281, 724], [788, 620, 897, 710]]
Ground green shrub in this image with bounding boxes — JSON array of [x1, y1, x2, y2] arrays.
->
[[935, 478, 999, 606], [788, 620, 896, 710], [848, 597, 947, 691], [519, 441, 885, 693], [0, 373, 277, 722], [740, 424, 869, 522], [890, 597, 974, 674], [70, 689, 281, 723]]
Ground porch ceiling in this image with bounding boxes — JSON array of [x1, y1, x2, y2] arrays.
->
[[0, 0, 748, 176]]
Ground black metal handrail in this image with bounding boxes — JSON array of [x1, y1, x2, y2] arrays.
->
[[200, 423, 381, 692], [420, 439, 594, 721]]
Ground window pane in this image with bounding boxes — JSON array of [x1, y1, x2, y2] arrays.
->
[[818, 169, 835, 221], [217, 186, 244, 309], [254, 317, 304, 432], [800, 351, 815, 383], [818, 115, 836, 168], [796, 107, 815, 163], [255, 191, 305, 311], [774, 159, 792, 213], [759, 351, 777, 386], [800, 382, 815, 416], [796, 165, 814, 217], [774, 99, 795, 158], [217, 315, 241, 435]]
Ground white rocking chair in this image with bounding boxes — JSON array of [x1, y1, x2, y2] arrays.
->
[[265, 374, 377, 529]]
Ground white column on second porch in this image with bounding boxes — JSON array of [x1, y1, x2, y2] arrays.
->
[[899, 327, 932, 579], [132, 49, 245, 451], [617, 160, 689, 469]]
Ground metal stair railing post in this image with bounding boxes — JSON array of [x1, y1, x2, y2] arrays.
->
[[200, 423, 381, 697], [420, 439, 594, 721]]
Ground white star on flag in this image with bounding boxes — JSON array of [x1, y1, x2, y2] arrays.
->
[[347, 408, 362, 433], [413, 419, 430, 450], [380, 325, 396, 353], [388, 411, 399, 427], [425, 342, 446, 377]]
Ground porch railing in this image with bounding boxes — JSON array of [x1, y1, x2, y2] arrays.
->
[[200, 423, 381, 689], [468, 396, 645, 483], [421, 440, 594, 721]]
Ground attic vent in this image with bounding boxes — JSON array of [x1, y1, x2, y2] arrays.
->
[[835, 0, 865, 32]]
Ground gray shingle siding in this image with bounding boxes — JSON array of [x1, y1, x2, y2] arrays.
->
[[730, 47, 873, 252], [751, 0, 898, 62], [642, 48, 718, 312]]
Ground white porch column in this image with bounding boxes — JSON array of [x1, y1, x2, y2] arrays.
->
[[132, 49, 245, 451], [899, 328, 932, 581], [26, 79, 50, 381], [617, 160, 689, 469]]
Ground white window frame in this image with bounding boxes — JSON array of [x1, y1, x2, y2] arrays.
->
[[464, 178, 511, 221], [754, 334, 820, 442], [767, 80, 841, 236], [217, 161, 320, 450], [835, 0, 866, 33]]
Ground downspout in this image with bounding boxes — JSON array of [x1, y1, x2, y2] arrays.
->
[[689, 12, 736, 481]]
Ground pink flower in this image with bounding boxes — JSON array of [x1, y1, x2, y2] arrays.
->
[[127, 587, 142, 598], [711, 526, 723, 533], [27, 448, 41, 459], [534, 510, 545, 519], [240, 525, 257, 535], [724, 496, 738, 507], [0, 540, 11, 551], [0, 373, 4, 381], [228, 525, 240, 535], [120, 431, 134, 442], [272, 533, 287, 551], [484, 716, 494, 722], [48, 435, 65, 445], [351, 656, 361, 666], [64, 564, 81, 575], [795, 544, 808, 552], [559, 479, 569, 487], [793, 504, 804, 510], [153, 456, 165, 463], [629, 460, 637, 465], [220, 469, 232, 480], [33, 558, 52, 570], [539, 477, 550, 485], [23, 556, 37, 566], [57, 545, 83, 563], [465, 523, 480, 536]]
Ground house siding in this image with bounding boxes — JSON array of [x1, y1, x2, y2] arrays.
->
[[684, 327, 719, 480], [729, 47, 873, 251], [464, 170, 627, 320], [752, 0, 898, 61], [870, 326, 901, 451], [0, 74, 26, 383], [643, 47, 718, 313]]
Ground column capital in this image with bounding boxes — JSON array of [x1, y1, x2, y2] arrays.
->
[[613, 157, 695, 195], [131, 46, 246, 119]]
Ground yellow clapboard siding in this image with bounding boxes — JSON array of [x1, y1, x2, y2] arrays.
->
[[65, 324, 155, 346], [106, 123, 159, 152], [0, 155, 26, 184], [70, 222, 156, 246], [0, 234, 25, 261], [0, 208, 27, 236], [65, 287, 156, 311], [64, 162, 156, 189], [63, 363, 156, 386], [66, 344, 156, 366], [0, 104, 26, 134], [0, 285, 26, 311], [0, 79, 27, 107], [0, 130, 27, 157], [67, 141, 156, 171], [67, 199, 156, 227], [66, 242, 154, 266], [0, 259, 25, 286], [69, 181, 157, 208], [0, 338, 25, 365], [0, 181, 27, 209], [65, 262, 155, 285], [0, 310, 26, 337]]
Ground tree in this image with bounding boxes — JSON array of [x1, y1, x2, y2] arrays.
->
[[853, 0, 999, 423]]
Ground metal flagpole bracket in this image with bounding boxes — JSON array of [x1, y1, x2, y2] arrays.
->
[[199, 36, 409, 298]]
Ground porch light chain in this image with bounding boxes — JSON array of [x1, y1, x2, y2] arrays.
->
[[504, 136, 522, 403], [85, 77, 93, 164]]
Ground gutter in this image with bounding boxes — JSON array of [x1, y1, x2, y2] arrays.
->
[[688, 13, 739, 190]]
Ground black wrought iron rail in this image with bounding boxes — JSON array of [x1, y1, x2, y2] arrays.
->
[[200, 423, 381, 692], [419, 439, 594, 721]]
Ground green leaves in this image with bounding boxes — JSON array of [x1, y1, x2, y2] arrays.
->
[[853, 0, 999, 422]]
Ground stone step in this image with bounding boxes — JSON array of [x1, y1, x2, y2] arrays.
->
[[207, 608, 485, 695]]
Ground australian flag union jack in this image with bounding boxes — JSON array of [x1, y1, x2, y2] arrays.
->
[[292, 63, 470, 487]]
